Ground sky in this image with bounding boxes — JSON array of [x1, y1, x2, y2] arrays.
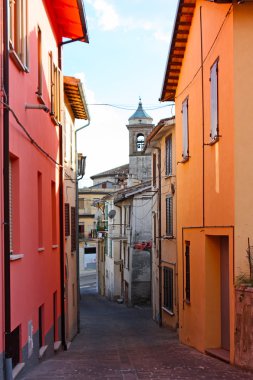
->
[[62, 0, 178, 187]]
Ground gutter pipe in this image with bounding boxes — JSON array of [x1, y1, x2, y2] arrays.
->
[[75, 119, 90, 332], [3, 0, 13, 377]]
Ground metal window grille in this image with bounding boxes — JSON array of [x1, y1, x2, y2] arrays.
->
[[166, 196, 173, 237], [185, 242, 190, 302], [163, 267, 173, 312], [166, 135, 172, 175]]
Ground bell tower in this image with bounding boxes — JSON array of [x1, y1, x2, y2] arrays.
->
[[126, 98, 154, 183]]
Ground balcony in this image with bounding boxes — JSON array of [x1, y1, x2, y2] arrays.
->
[[108, 224, 129, 241]]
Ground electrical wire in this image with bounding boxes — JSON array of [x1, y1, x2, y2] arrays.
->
[[86, 103, 174, 110], [1, 99, 62, 168]]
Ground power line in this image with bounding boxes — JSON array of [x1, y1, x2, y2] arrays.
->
[[87, 103, 174, 110]]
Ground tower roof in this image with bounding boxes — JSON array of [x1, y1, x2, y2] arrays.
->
[[128, 99, 152, 122]]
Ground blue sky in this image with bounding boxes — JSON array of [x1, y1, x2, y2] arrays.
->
[[62, 0, 178, 187]]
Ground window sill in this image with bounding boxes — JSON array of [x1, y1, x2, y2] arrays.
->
[[52, 245, 58, 249], [9, 48, 29, 73], [162, 235, 175, 240], [10, 254, 24, 261], [39, 345, 48, 359], [207, 136, 219, 146], [12, 362, 25, 379], [162, 307, 174, 316], [38, 247, 45, 253]]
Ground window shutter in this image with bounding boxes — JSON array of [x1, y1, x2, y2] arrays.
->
[[71, 207, 76, 252], [182, 98, 189, 158], [166, 135, 172, 175], [210, 60, 218, 140], [65, 203, 70, 237], [166, 196, 173, 237]]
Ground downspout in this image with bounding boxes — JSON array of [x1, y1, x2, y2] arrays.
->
[[200, 6, 205, 227], [75, 120, 90, 333], [3, 0, 13, 377], [58, 46, 67, 351], [155, 147, 162, 327]]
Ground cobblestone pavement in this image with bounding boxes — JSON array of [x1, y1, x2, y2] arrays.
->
[[20, 290, 253, 380]]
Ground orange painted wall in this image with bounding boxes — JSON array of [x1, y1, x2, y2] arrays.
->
[[9, 0, 62, 355], [174, 0, 236, 359], [0, 0, 3, 365]]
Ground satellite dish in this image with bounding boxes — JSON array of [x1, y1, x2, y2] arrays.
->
[[108, 210, 116, 219]]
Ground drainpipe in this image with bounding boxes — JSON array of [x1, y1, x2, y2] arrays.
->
[[3, 0, 13, 377], [200, 6, 205, 227], [57, 46, 67, 351], [75, 120, 90, 333]]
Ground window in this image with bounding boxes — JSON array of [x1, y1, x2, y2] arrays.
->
[[182, 98, 189, 160], [166, 196, 173, 237], [79, 223, 84, 240], [53, 292, 57, 342], [153, 212, 156, 247], [49, 52, 62, 122], [210, 59, 219, 141], [152, 153, 157, 187], [65, 203, 70, 237], [38, 305, 44, 348], [37, 26, 42, 96], [9, 157, 20, 252], [185, 241, 190, 303], [166, 135, 172, 175], [51, 181, 57, 245], [71, 207, 76, 252], [9, 0, 28, 70], [136, 133, 144, 152], [38, 172, 43, 247], [163, 267, 173, 313]]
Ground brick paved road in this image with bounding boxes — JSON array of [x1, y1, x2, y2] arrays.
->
[[20, 290, 253, 380]]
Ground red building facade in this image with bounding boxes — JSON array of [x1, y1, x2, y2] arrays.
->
[[1, 1, 88, 378]]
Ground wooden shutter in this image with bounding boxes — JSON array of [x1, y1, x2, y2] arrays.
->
[[182, 98, 189, 159], [166, 196, 173, 237], [71, 207, 76, 252], [210, 60, 219, 140], [65, 203, 70, 237], [166, 135, 172, 175]]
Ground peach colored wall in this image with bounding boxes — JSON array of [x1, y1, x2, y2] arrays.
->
[[9, 0, 62, 351], [233, 3, 253, 278], [175, 0, 235, 359], [0, 0, 3, 362]]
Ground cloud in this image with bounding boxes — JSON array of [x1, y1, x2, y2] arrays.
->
[[154, 30, 170, 43], [87, 0, 120, 31]]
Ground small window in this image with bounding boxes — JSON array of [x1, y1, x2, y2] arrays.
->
[[9, 0, 29, 70], [51, 181, 57, 245], [136, 133, 144, 152], [166, 135, 172, 175], [49, 52, 62, 122], [38, 172, 43, 247], [153, 212, 157, 248], [210, 59, 219, 141], [182, 98, 189, 160], [166, 196, 173, 237], [163, 267, 173, 313], [38, 305, 44, 348], [37, 26, 42, 96], [9, 157, 20, 252], [152, 153, 157, 187], [185, 241, 190, 303]]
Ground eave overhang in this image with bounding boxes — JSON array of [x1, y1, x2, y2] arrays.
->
[[160, 0, 196, 102], [64, 76, 89, 120], [145, 117, 175, 148], [43, 0, 89, 43]]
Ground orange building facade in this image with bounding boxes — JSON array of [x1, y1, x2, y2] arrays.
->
[[161, 0, 253, 363]]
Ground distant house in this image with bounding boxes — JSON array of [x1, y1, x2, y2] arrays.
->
[[90, 164, 129, 189], [145, 117, 177, 329]]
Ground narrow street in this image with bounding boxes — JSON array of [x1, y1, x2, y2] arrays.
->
[[19, 284, 253, 380]]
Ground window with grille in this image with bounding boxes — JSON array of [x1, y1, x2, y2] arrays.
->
[[71, 207, 76, 252], [185, 241, 190, 303], [182, 98, 189, 160], [166, 196, 173, 237], [163, 267, 173, 313], [152, 153, 157, 187], [65, 203, 70, 237], [210, 59, 219, 141], [166, 135, 172, 175]]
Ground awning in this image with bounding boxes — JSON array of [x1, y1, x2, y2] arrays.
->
[[64, 76, 89, 120], [43, 0, 89, 43]]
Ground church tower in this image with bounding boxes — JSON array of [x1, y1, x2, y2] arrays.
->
[[126, 99, 154, 183]]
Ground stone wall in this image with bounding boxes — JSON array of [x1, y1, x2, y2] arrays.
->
[[235, 286, 253, 369]]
